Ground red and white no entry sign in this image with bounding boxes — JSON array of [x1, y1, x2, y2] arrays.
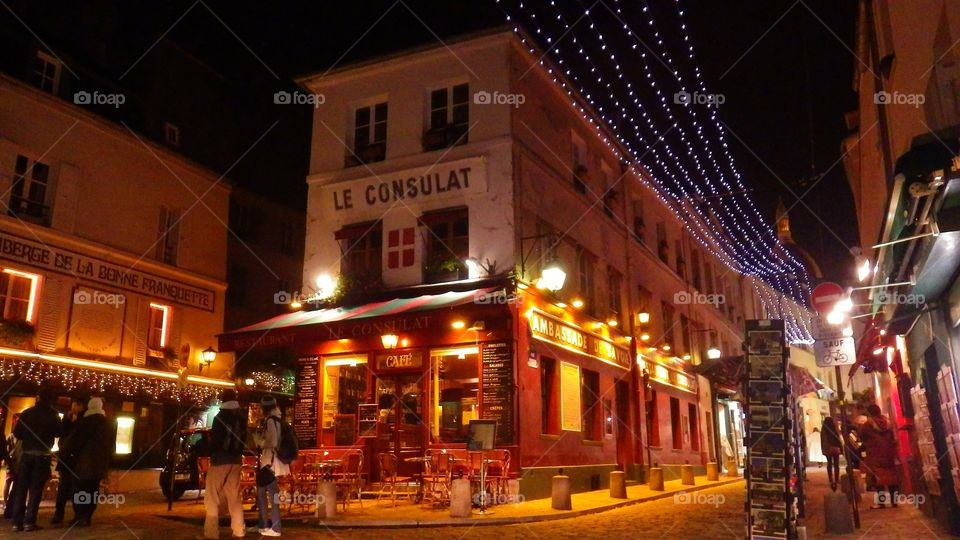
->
[[809, 281, 845, 314]]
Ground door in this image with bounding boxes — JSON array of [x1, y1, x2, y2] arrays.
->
[[615, 380, 632, 469], [374, 373, 425, 477]]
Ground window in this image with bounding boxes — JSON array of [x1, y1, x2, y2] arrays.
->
[[674, 240, 685, 277], [350, 102, 387, 165], [607, 267, 622, 323], [431, 347, 479, 443], [31, 51, 60, 93], [578, 248, 596, 314], [424, 83, 469, 150], [164, 122, 180, 147], [661, 302, 676, 349], [386, 227, 415, 269], [322, 356, 368, 441], [279, 222, 296, 256], [421, 208, 468, 283], [230, 203, 258, 242], [147, 303, 170, 350], [227, 264, 247, 308], [156, 207, 181, 265], [115, 417, 135, 455], [571, 133, 588, 194], [336, 222, 382, 279], [670, 397, 682, 450], [656, 222, 668, 263], [688, 403, 700, 451], [541, 357, 559, 435], [703, 261, 714, 295], [601, 164, 616, 218], [632, 199, 646, 243], [647, 389, 660, 447], [10, 154, 51, 224], [690, 249, 702, 290], [680, 315, 692, 357], [0, 269, 39, 322], [581, 369, 601, 440]]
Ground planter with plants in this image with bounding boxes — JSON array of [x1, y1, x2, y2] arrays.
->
[[0, 319, 35, 349]]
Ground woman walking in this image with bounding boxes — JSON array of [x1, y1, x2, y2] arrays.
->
[[820, 417, 843, 491], [253, 396, 288, 537]]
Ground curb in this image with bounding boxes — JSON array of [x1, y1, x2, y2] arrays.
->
[[300, 477, 744, 529]]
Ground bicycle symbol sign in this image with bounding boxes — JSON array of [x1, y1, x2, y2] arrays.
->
[[814, 337, 856, 367]]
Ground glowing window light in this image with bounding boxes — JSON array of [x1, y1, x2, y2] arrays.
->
[[2, 269, 39, 323], [115, 417, 135, 455]]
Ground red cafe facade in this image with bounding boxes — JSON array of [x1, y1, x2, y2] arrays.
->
[[218, 279, 636, 499]]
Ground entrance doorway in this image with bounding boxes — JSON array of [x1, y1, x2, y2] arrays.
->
[[615, 380, 631, 469], [374, 373, 425, 477]]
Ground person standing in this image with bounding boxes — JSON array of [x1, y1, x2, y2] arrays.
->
[[203, 389, 247, 539], [9, 391, 60, 532], [253, 396, 288, 537], [61, 397, 112, 526], [820, 416, 843, 491], [2, 413, 20, 519], [51, 396, 85, 525], [859, 404, 900, 508]]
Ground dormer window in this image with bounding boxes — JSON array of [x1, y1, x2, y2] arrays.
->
[[31, 51, 61, 94]]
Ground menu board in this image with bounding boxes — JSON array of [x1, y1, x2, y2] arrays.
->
[[480, 341, 515, 445], [745, 320, 794, 540], [560, 361, 582, 432], [358, 403, 378, 438], [294, 356, 319, 449]]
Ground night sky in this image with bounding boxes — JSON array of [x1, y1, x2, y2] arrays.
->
[[3, 1, 859, 282]]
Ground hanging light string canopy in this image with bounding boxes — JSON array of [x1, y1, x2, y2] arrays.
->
[[494, 0, 813, 342]]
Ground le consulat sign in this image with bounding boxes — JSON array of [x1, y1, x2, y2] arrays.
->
[[321, 157, 487, 214]]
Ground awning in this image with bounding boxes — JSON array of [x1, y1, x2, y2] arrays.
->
[[218, 286, 499, 352], [692, 355, 744, 392]]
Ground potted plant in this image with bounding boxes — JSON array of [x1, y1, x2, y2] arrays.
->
[[0, 319, 35, 349], [423, 255, 465, 283]]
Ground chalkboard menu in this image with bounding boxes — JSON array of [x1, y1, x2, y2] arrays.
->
[[480, 341, 514, 445], [294, 356, 319, 449]]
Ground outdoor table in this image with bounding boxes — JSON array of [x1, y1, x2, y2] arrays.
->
[[404, 456, 431, 503], [308, 459, 343, 517]]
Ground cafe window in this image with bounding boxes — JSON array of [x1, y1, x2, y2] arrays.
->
[[540, 357, 559, 435], [430, 346, 479, 443], [688, 403, 699, 451], [581, 369, 600, 441], [147, 303, 170, 350], [336, 221, 382, 279], [0, 269, 39, 323], [421, 207, 468, 283], [647, 389, 660, 447], [322, 356, 369, 431], [670, 397, 682, 450]]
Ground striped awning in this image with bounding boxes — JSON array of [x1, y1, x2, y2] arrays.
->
[[218, 287, 497, 351]]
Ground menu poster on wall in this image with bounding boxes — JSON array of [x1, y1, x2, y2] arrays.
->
[[745, 319, 794, 540], [294, 356, 319, 449], [560, 361, 582, 432], [480, 341, 515, 445]]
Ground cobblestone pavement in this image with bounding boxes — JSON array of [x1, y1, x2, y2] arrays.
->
[[5, 471, 956, 539]]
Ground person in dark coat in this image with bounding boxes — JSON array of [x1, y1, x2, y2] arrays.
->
[[204, 389, 247, 539], [859, 404, 900, 508], [9, 391, 61, 532], [61, 397, 112, 526], [51, 396, 85, 525], [2, 413, 20, 519], [820, 416, 843, 491]]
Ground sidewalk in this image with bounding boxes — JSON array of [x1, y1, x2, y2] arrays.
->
[[801, 467, 957, 539]]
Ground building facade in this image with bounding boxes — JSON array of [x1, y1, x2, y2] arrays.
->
[[221, 29, 808, 497], [844, 0, 960, 533]]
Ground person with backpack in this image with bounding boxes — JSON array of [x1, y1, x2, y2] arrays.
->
[[9, 390, 61, 532], [252, 396, 291, 537], [203, 389, 247, 539]]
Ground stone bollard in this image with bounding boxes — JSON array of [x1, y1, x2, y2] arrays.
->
[[551, 473, 572, 510], [609, 470, 627, 499], [317, 481, 337, 519], [824, 492, 854, 534], [507, 478, 521, 503], [648, 467, 664, 491], [840, 472, 862, 504], [450, 477, 472, 518], [724, 459, 738, 477], [706, 462, 719, 481], [680, 464, 695, 486]]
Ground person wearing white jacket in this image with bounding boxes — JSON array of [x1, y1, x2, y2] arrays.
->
[[252, 396, 288, 537]]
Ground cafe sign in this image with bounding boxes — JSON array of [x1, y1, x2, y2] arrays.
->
[[528, 309, 630, 370], [375, 350, 424, 370], [321, 157, 487, 214]]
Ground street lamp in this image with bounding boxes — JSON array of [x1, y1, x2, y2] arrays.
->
[[538, 257, 567, 292], [707, 346, 722, 360]]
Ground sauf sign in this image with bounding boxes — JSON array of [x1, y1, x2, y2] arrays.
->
[[321, 157, 487, 214]]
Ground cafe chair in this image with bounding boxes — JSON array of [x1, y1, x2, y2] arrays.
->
[[484, 450, 511, 501], [335, 450, 364, 512], [421, 451, 453, 505], [239, 455, 259, 505], [376, 453, 413, 506]]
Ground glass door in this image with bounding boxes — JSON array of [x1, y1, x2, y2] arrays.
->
[[374, 374, 424, 477]]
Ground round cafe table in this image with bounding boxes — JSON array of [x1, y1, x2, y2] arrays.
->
[[307, 460, 342, 516]]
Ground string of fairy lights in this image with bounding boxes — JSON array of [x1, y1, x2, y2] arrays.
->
[[495, 0, 813, 343], [0, 356, 220, 404]]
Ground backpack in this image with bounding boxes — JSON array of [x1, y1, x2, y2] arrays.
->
[[267, 416, 298, 465], [218, 411, 246, 455]]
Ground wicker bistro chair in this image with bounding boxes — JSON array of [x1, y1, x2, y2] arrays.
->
[[376, 453, 414, 506], [420, 451, 453, 505], [483, 450, 511, 502], [334, 450, 364, 512], [239, 455, 259, 505]]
